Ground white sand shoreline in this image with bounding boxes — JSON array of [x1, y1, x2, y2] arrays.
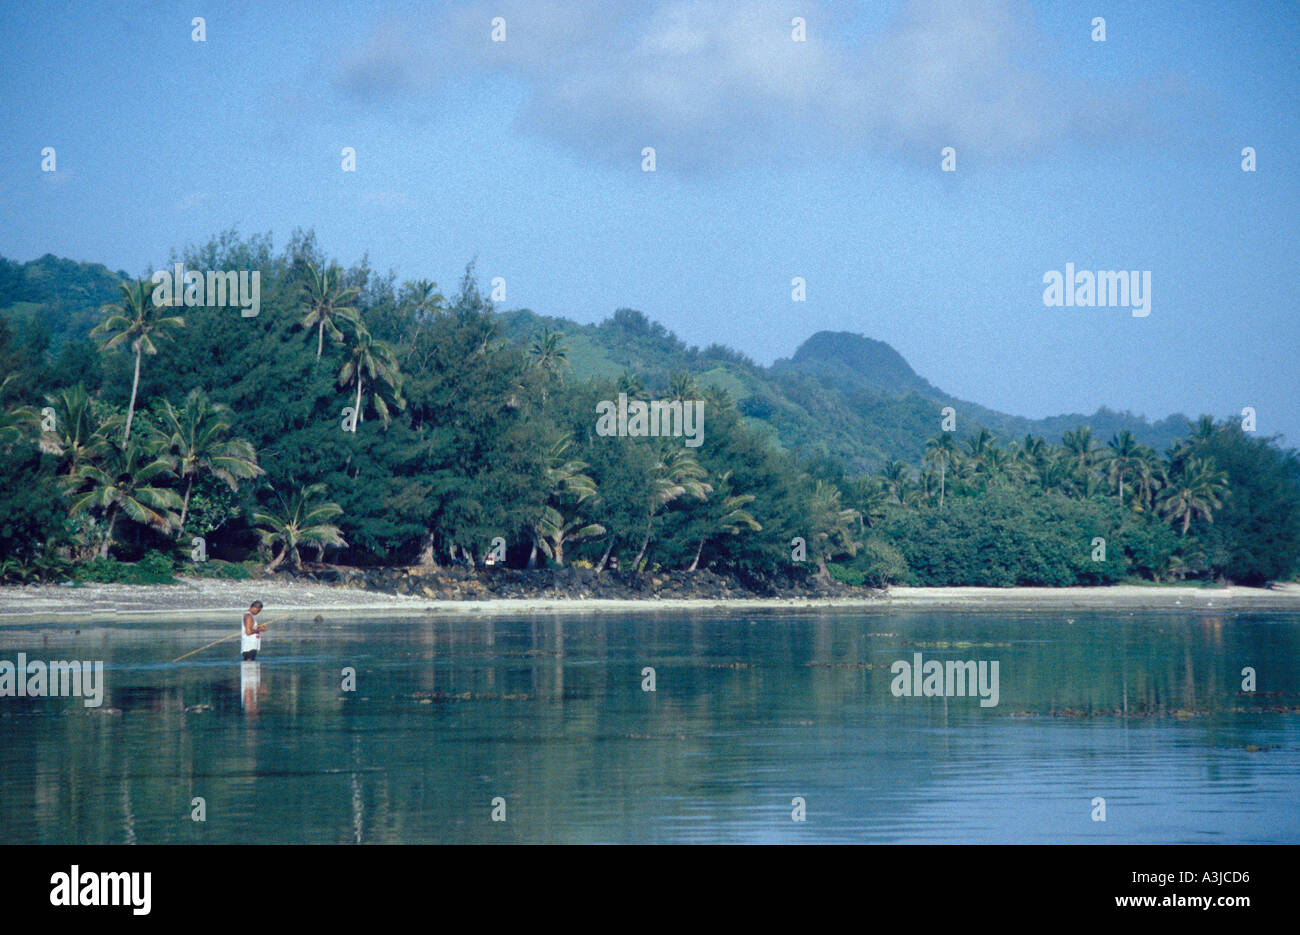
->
[[0, 578, 1297, 624]]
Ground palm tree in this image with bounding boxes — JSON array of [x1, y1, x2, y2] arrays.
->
[[0, 405, 39, 451], [531, 435, 603, 567], [880, 460, 912, 504], [632, 446, 712, 569], [253, 482, 347, 570], [1061, 426, 1096, 479], [0, 405, 36, 451], [667, 372, 699, 402], [961, 428, 997, 488], [686, 470, 761, 571], [90, 280, 185, 444], [924, 433, 959, 509], [1036, 451, 1075, 496], [400, 278, 443, 322], [528, 329, 570, 406], [1158, 456, 1228, 536], [849, 475, 889, 529], [65, 437, 183, 558], [157, 389, 263, 529], [39, 385, 106, 472], [536, 507, 605, 568], [1131, 448, 1166, 513], [402, 278, 443, 315], [1103, 430, 1143, 507], [0, 375, 40, 451], [615, 371, 646, 398], [528, 329, 571, 380], [1190, 415, 1219, 446], [299, 262, 360, 359], [807, 480, 860, 581], [914, 468, 938, 507], [982, 445, 1015, 488], [1167, 416, 1219, 473], [338, 319, 404, 431], [701, 384, 735, 414], [398, 278, 445, 361], [1020, 433, 1049, 464], [1017, 435, 1051, 489]]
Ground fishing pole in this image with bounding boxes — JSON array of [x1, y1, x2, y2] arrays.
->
[[170, 613, 292, 663]]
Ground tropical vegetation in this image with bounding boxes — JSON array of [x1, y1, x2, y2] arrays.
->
[[1, 233, 1297, 588]]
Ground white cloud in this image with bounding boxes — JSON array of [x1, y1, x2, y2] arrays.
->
[[329, 0, 1156, 168]]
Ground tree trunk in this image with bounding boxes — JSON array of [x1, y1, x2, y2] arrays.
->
[[816, 553, 830, 582], [267, 544, 286, 571], [417, 530, 440, 567], [687, 537, 704, 572], [527, 538, 538, 569], [596, 540, 614, 573], [352, 378, 363, 432], [99, 504, 120, 559], [318, 320, 325, 359], [633, 515, 653, 568], [124, 349, 142, 444], [938, 463, 945, 511], [179, 475, 194, 531]]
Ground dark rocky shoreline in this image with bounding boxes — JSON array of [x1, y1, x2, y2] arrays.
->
[[279, 563, 871, 602]]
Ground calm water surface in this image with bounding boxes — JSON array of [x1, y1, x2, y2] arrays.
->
[[2, 609, 1297, 843]]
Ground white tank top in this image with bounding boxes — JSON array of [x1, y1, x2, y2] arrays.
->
[[240, 612, 261, 653]]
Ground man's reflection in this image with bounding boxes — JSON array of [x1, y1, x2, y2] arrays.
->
[[241, 659, 262, 715]]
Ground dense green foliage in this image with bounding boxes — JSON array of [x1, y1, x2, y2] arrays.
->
[[72, 551, 176, 585], [1, 234, 1297, 587]]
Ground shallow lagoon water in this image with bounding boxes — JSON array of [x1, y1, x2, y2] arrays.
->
[[1, 609, 1297, 844]]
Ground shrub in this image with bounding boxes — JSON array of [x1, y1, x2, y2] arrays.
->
[[1197, 427, 1300, 584], [1118, 514, 1181, 581], [879, 490, 1128, 586], [827, 562, 865, 586], [73, 550, 177, 585], [857, 538, 910, 587], [185, 559, 254, 580]]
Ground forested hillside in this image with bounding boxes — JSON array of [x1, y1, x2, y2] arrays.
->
[[1, 232, 1297, 588], [4, 247, 1195, 473]]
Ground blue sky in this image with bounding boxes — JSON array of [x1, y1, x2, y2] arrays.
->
[[2, 0, 1297, 443]]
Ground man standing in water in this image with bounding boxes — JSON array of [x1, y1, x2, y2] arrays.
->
[[241, 601, 267, 660]]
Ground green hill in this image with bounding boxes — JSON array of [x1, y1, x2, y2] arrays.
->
[[0, 254, 129, 346], [3, 252, 1192, 474], [498, 310, 1192, 472]]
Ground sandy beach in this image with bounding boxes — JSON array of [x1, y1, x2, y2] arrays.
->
[[0, 577, 1297, 624]]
